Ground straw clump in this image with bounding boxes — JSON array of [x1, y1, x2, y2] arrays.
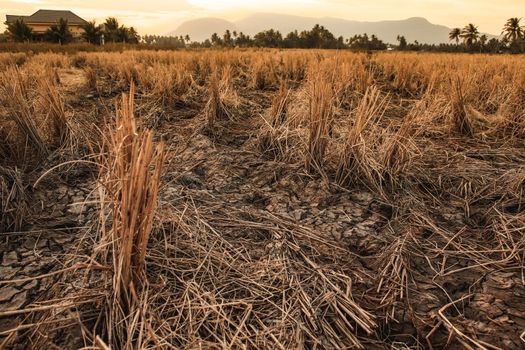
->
[[96, 83, 164, 347]]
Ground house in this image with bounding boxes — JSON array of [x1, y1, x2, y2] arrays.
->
[[5, 9, 88, 37]]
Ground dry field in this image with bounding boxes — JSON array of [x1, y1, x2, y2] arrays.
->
[[0, 49, 524, 349]]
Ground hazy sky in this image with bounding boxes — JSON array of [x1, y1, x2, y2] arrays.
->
[[1, 0, 522, 35]]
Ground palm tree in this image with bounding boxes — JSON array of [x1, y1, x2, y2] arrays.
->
[[6, 19, 33, 42], [116, 26, 131, 43], [461, 23, 479, 47], [396, 35, 407, 50], [45, 18, 73, 44], [502, 17, 524, 43], [479, 34, 488, 46], [210, 32, 221, 47], [449, 28, 461, 44], [81, 20, 103, 44], [104, 17, 120, 42], [128, 27, 139, 44], [223, 29, 233, 47]]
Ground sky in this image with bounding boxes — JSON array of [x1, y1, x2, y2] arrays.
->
[[1, 0, 523, 35]]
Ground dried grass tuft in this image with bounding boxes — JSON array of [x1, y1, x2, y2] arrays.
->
[[38, 71, 70, 145], [379, 102, 421, 183], [305, 74, 334, 175], [84, 66, 98, 91], [450, 77, 473, 136], [336, 86, 388, 187], [0, 67, 48, 156], [205, 72, 232, 131], [270, 82, 291, 127], [96, 83, 164, 347], [0, 166, 27, 232]]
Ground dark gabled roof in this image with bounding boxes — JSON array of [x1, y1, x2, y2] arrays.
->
[[5, 10, 87, 25], [5, 15, 29, 23]]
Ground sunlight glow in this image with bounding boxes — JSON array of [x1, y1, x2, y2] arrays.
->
[[187, 0, 319, 11]]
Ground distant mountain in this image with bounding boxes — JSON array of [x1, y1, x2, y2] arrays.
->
[[169, 13, 497, 45], [171, 18, 236, 42]]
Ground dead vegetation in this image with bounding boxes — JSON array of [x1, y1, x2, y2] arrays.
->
[[0, 49, 524, 349], [95, 84, 165, 348]]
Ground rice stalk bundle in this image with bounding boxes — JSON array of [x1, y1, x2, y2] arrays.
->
[[0, 67, 48, 156], [336, 86, 388, 186], [305, 75, 334, 175], [450, 77, 473, 136], [97, 83, 164, 346]]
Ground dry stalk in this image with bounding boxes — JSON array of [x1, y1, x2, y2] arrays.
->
[[336, 86, 388, 186], [84, 66, 98, 91], [251, 57, 277, 90], [0, 166, 27, 232], [97, 83, 164, 347], [39, 72, 70, 145], [450, 78, 473, 136], [270, 82, 290, 127], [205, 71, 232, 131], [258, 83, 296, 160], [379, 102, 422, 184], [0, 67, 48, 156], [305, 75, 334, 175]]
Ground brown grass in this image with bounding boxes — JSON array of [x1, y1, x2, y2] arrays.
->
[[1, 49, 525, 350], [204, 71, 232, 130], [38, 72, 70, 145], [96, 83, 164, 347], [305, 72, 334, 175], [450, 77, 474, 136], [0, 67, 48, 157], [335, 86, 388, 186]]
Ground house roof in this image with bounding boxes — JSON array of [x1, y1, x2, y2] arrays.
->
[[5, 15, 29, 23], [5, 10, 87, 25]]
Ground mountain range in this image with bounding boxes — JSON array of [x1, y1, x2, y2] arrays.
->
[[169, 13, 497, 45]]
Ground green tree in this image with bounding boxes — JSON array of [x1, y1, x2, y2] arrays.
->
[[104, 17, 120, 42], [127, 27, 139, 44], [449, 28, 461, 44], [254, 29, 283, 48], [461, 23, 479, 48], [283, 30, 301, 48], [479, 34, 488, 46], [486, 38, 502, 53], [502, 17, 524, 44], [104, 23, 139, 44], [45, 18, 73, 44], [223, 29, 234, 47], [117, 26, 129, 43], [210, 32, 222, 47], [234, 32, 252, 47], [347, 33, 387, 50], [6, 19, 33, 42], [300, 24, 339, 49], [397, 35, 407, 50], [81, 20, 103, 44]]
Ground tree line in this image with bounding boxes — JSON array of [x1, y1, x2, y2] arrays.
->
[[3, 17, 139, 44], [2, 16, 524, 54], [169, 18, 525, 53], [164, 26, 387, 50], [444, 18, 525, 53]]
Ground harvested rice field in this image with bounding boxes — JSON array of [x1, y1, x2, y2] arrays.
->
[[0, 50, 524, 349]]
